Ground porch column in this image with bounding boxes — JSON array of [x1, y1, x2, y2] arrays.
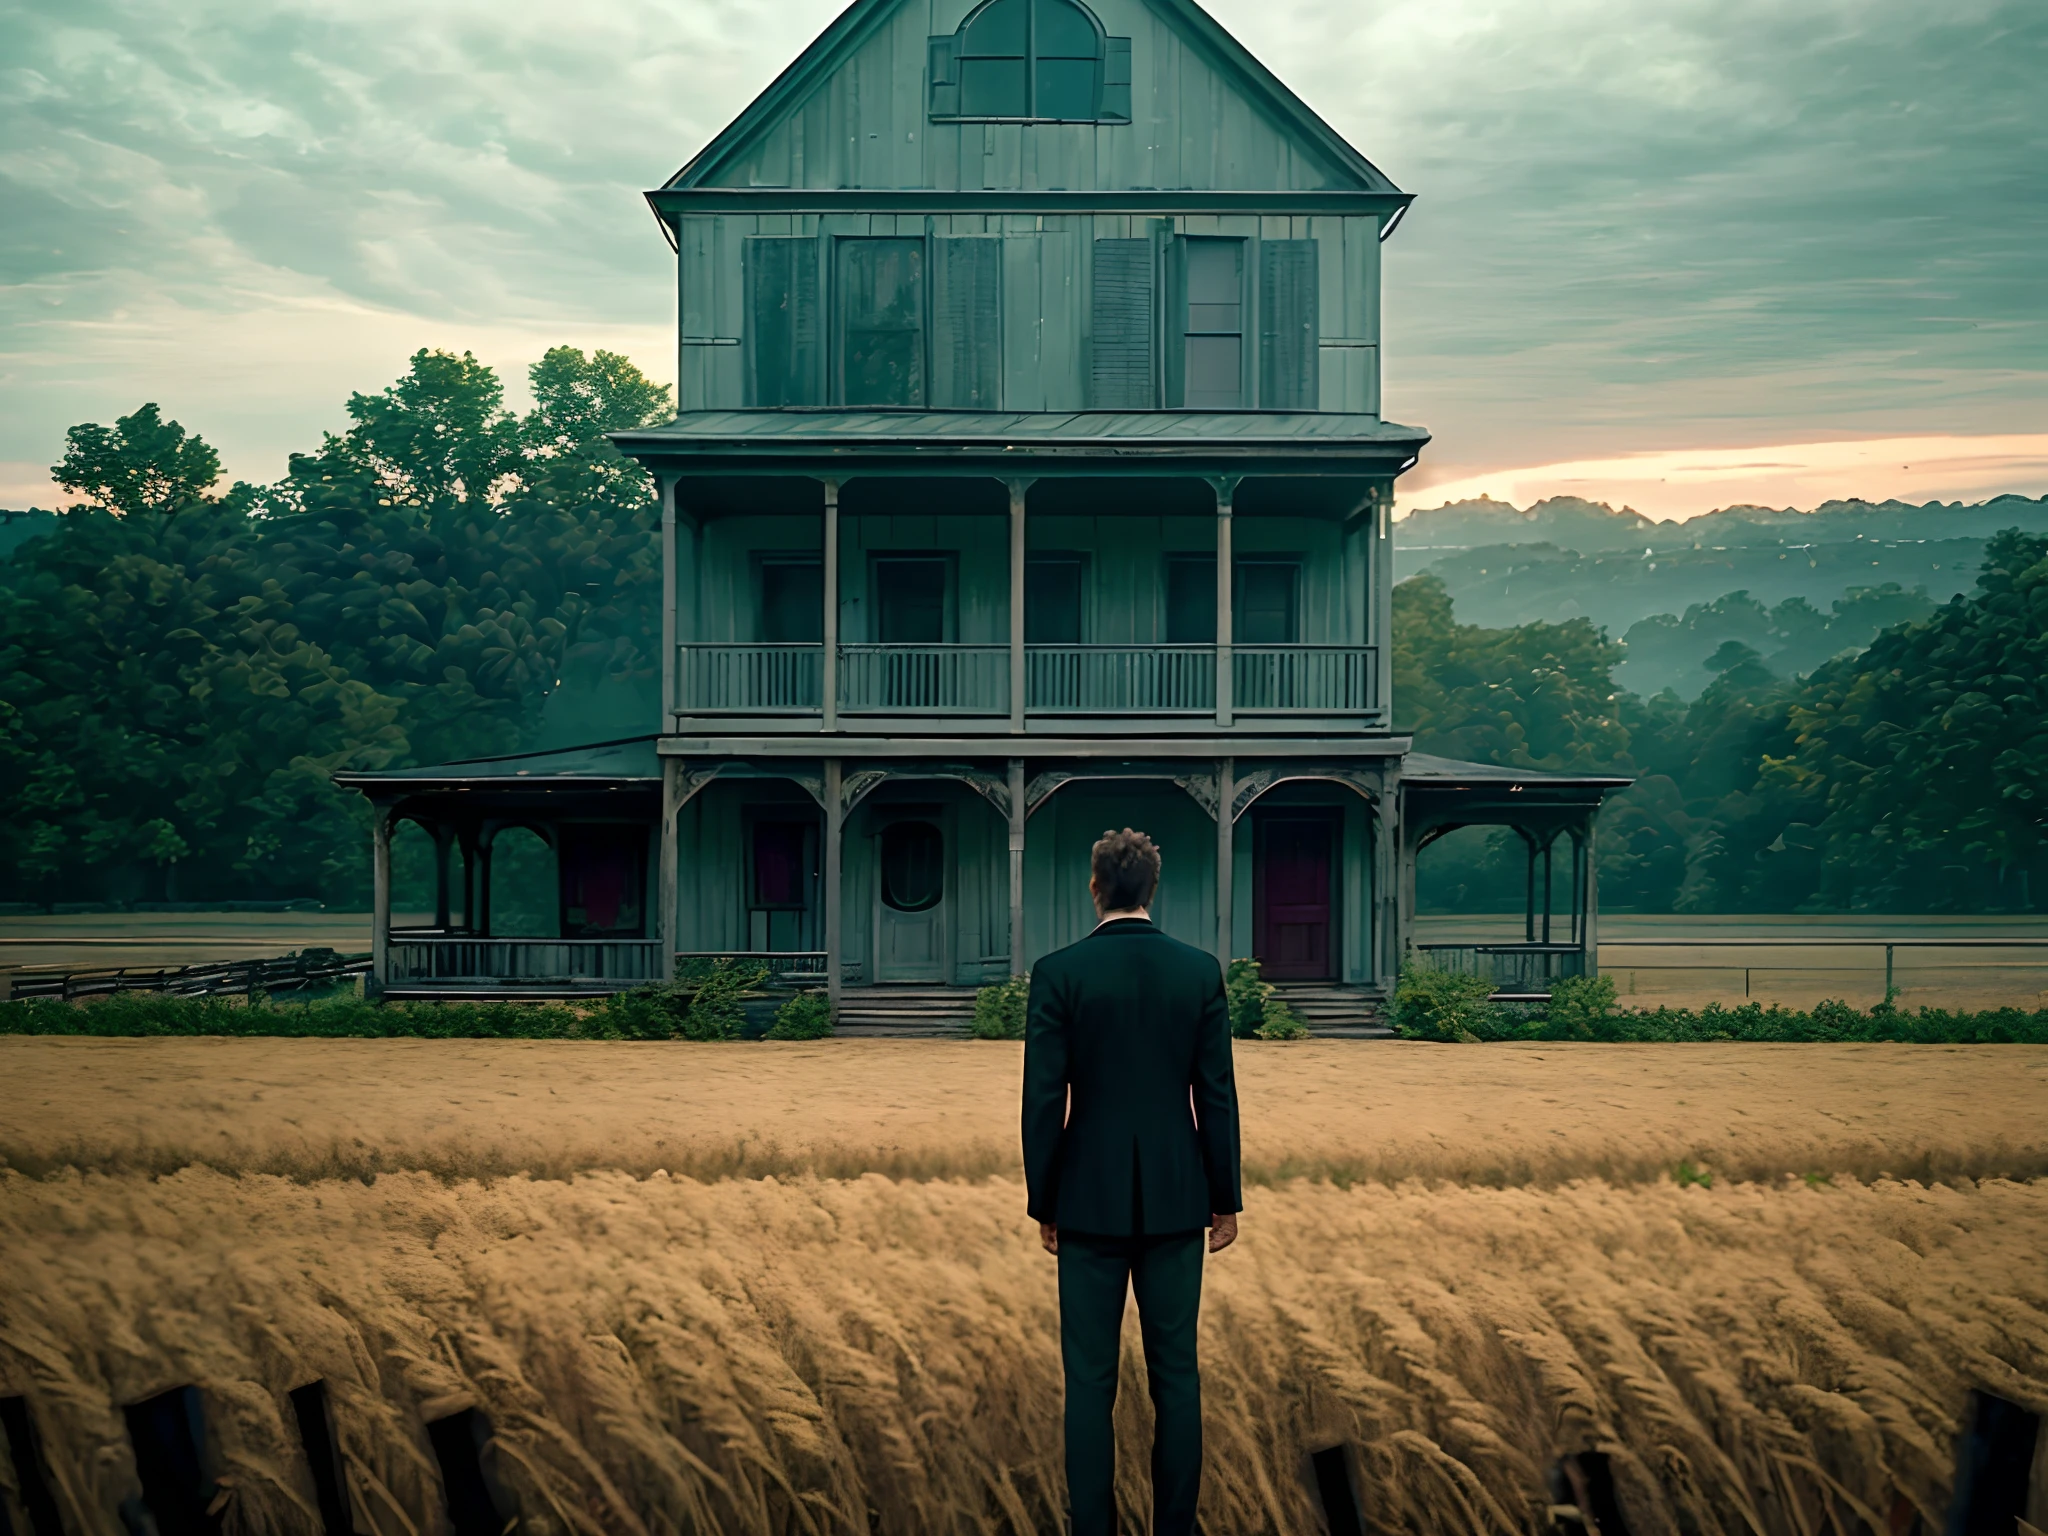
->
[[1008, 480, 1028, 733], [1582, 814, 1600, 976], [370, 805, 391, 997], [1541, 833, 1555, 944], [821, 481, 840, 732], [458, 827, 476, 931], [1396, 817, 1420, 974], [824, 757, 844, 1012], [1215, 757, 1234, 969], [1008, 757, 1027, 975], [660, 474, 678, 726], [476, 831, 494, 938], [659, 757, 682, 982], [1522, 830, 1538, 944], [1374, 793, 1398, 986], [432, 824, 452, 930], [1214, 481, 1235, 728], [1374, 484, 1394, 720]]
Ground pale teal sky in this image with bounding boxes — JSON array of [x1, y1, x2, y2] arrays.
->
[[2, 0, 2043, 513]]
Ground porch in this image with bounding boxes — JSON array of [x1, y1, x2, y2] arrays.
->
[[666, 750, 1404, 1014], [1398, 754, 1632, 998], [635, 455, 1412, 738]]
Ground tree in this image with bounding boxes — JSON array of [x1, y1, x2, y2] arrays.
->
[[52, 403, 231, 518]]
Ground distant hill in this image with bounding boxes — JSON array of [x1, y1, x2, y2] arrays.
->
[[1393, 493, 2048, 697]]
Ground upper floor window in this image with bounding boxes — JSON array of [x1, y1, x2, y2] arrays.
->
[[929, 0, 1132, 123]]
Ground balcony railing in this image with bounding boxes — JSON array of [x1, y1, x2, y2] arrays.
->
[[1027, 645, 1216, 713], [388, 936, 664, 985], [673, 644, 1379, 720], [1414, 942, 1587, 995], [677, 644, 822, 713], [1234, 646, 1379, 713], [838, 644, 1009, 714]]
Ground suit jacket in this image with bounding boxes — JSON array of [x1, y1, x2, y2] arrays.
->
[[1021, 917, 1242, 1236]]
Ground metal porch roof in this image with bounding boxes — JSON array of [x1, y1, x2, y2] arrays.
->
[[333, 736, 662, 790], [612, 410, 1430, 470]]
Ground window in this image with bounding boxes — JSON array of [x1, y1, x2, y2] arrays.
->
[[880, 821, 945, 912], [1166, 555, 1216, 644], [874, 557, 950, 643], [929, 0, 1131, 123], [744, 238, 820, 407], [1026, 555, 1084, 644], [1236, 560, 1301, 644], [759, 557, 823, 644], [751, 820, 817, 910], [557, 825, 646, 938], [1183, 239, 1244, 409], [838, 238, 924, 407], [1163, 555, 1301, 643]]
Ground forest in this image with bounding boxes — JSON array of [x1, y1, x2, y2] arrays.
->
[[3, 347, 2045, 914]]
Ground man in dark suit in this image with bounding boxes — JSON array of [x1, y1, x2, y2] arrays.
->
[[1022, 826, 1242, 1536]]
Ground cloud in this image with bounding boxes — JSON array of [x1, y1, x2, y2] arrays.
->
[[1395, 432, 2048, 521], [0, 0, 2041, 501]]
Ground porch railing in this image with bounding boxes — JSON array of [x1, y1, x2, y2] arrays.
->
[[676, 643, 823, 713], [1026, 645, 1216, 713], [388, 937, 664, 985], [1415, 942, 1587, 994], [672, 642, 1380, 718], [1234, 646, 1378, 713], [675, 951, 829, 985], [838, 644, 1009, 714]]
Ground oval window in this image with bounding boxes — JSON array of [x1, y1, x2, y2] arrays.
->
[[880, 821, 944, 912]]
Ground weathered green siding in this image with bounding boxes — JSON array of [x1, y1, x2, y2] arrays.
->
[[677, 213, 1381, 413], [698, 0, 1354, 193]]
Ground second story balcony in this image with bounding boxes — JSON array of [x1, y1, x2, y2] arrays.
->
[[676, 640, 1379, 720], [654, 470, 1397, 737]]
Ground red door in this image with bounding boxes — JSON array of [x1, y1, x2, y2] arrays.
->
[[1256, 816, 1335, 980]]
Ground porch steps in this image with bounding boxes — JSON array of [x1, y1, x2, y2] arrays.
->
[[1267, 984, 1395, 1039], [833, 985, 977, 1037]]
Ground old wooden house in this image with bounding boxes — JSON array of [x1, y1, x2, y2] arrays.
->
[[339, 0, 1625, 1026]]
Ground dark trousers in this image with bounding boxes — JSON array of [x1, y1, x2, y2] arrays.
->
[[1056, 1230, 1206, 1536]]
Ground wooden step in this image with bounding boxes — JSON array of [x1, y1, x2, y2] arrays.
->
[[1267, 984, 1395, 1038], [834, 986, 978, 1037]]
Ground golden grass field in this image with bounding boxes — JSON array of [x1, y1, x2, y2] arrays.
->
[[3, 1039, 2047, 1536]]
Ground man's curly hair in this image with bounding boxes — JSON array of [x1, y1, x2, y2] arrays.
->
[[1091, 827, 1161, 912]]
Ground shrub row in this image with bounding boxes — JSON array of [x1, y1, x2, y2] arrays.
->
[[9, 966, 2043, 1044], [1389, 966, 2048, 1044], [0, 961, 837, 1042]]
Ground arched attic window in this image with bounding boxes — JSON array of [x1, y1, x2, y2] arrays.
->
[[929, 0, 1131, 123]]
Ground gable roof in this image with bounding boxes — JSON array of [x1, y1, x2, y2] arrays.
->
[[661, 0, 1405, 198]]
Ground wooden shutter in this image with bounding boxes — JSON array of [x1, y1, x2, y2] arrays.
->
[[927, 35, 959, 117], [1090, 238, 1154, 409], [932, 237, 1002, 409], [1258, 239, 1319, 410], [1101, 37, 1132, 121], [744, 237, 819, 407]]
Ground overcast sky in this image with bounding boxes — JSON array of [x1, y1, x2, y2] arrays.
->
[[3, 0, 2043, 517]]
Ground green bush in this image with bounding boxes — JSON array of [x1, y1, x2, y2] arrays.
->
[[1538, 974, 1619, 1040], [677, 958, 767, 1041], [766, 989, 834, 1041], [971, 974, 1029, 1040], [1252, 994, 1309, 1041], [1225, 958, 1270, 1039], [1389, 958, 1509, 1041]]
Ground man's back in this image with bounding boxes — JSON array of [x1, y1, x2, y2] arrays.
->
[[1021, 918, 1241, 1237]]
